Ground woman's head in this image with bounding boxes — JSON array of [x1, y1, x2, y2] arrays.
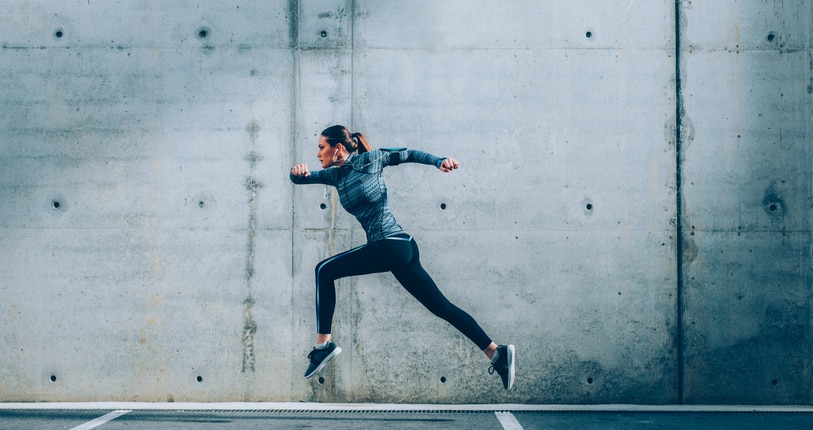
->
[[317, 125, 371, 168], [320, 125, 371, 154]]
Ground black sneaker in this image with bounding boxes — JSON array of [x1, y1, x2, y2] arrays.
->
[[488, 344, 515, 390], [304, 341, 342, 379]]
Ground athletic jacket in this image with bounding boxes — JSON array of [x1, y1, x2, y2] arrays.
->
[[290, 148, 444, 242]]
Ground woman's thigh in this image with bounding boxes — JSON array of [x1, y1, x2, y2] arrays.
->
[[317, 237, 412, 281]]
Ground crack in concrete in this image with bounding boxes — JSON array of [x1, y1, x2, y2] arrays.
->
[[242, 121, 263, 374]]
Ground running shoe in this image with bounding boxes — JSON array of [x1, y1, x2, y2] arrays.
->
[[488, 344, 516, 390], [304, 341, 342, 379]]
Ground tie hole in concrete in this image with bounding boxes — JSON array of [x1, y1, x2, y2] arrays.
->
[[582, 198, 594, 215], [197, 26, 211, 40], [49, 194, 67, 213], [189, 193, 215, 211]]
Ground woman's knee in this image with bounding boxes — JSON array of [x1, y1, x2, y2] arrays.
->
[[425, 299, 461, 320], [315, 257, 340, 280]]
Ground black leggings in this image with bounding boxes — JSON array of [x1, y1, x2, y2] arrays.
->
[[314, 233, 493, 350]]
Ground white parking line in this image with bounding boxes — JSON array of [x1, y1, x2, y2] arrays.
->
[[70, 410, 131, 430], [495, 411, 524, 430]]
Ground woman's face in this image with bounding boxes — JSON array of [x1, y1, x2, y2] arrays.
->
[[317, 135, 337, 169]]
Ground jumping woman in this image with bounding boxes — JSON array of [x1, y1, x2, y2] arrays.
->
[[290, 125, 515, 390]]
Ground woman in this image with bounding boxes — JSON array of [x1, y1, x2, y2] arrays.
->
[[290, 125, 515, 390]]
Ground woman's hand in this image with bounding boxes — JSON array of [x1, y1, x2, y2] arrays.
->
[[439, 158, 459, 172], [291, 163, 311, 177]]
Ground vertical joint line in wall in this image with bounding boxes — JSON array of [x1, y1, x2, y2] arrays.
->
[[674, 0, 685, 405], [289, 0, 299, 51], [289, 0, 301, 368], [289, 0, 299, 267], [349, 0, 357, 248], [350, 0, 356, 129]]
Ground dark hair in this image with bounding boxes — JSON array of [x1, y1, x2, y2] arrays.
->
[[321, 125, 371, 154]]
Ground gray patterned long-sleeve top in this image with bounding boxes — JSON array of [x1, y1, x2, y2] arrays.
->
[[290, 148, 444, 242]]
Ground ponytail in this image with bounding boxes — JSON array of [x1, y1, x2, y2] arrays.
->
[[351, 132, 372, 154], [321, 125, 373, 154]]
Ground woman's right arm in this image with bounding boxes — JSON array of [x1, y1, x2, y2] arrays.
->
[[291, 163, 310, 178], [289, 164, 336, 186]]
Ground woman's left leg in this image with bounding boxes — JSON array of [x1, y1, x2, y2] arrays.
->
[[391, 238, 493, 351], [391, 237, 516, 389]]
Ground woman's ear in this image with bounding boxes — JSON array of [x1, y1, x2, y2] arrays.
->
[[335, 143, 345, 154]]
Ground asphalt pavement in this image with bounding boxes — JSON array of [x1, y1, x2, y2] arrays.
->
[[1, 403, 812, 429]]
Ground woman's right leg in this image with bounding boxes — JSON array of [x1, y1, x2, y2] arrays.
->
[[305, 244, 385, 379], [313, 243, 394, 335], [305, 240, 408, 379]]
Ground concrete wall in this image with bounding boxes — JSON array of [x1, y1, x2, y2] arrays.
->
[[679, 1, 812, 404], [0, 0, 809, 404]]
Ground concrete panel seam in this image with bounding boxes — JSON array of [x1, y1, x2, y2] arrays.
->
[[673, 0, 686, 405]]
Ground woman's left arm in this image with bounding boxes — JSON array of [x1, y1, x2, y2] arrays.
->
[[386, 149, 459, 172]]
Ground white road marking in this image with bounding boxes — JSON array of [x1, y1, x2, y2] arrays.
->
[[495, 411, 524, 430], [70, 410, 131, 430]]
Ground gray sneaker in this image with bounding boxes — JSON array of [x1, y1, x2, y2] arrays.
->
[[488, 344, 515, 390], [304, 341, 342, 379]]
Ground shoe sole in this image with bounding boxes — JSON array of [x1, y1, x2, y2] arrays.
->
[[505, 344, 515, 390], [304, 346, 342, 379]]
